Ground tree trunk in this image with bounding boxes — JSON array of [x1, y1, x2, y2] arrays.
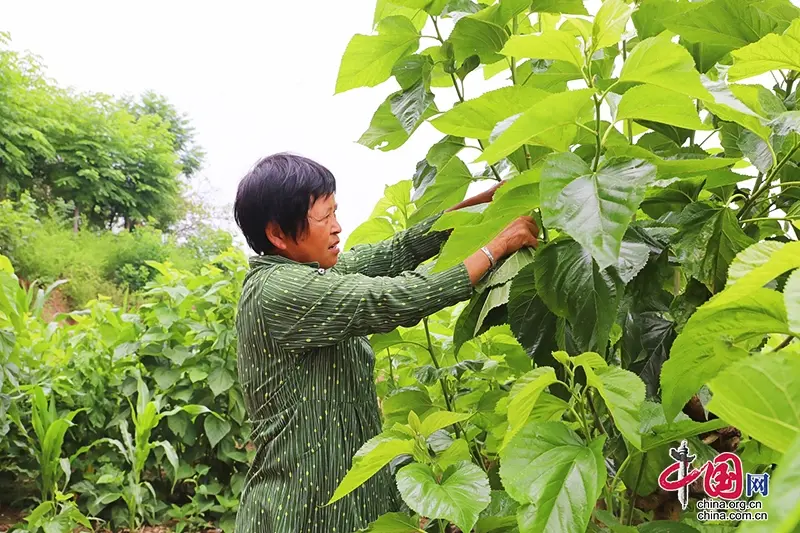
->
[[73, 206, 79, 233]]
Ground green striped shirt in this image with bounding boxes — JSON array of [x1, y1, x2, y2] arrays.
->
[[234, 213, 474, 533]]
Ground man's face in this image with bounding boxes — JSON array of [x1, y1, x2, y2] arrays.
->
[[281, 194, 342, 268]]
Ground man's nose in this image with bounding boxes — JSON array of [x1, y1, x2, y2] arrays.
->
[[332, 218, 342, 234]]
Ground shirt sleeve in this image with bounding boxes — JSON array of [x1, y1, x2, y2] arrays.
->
[[334, 212, 450, 277], [260, 261, 473, 352]]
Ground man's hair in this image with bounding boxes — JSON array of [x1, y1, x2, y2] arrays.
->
[[234, 152, 336, 254]]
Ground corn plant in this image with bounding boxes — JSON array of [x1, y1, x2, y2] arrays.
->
[[23, 386, 85, 504], [100, 377, 212, 530]]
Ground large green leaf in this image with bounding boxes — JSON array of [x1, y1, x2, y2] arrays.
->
[[431, 85, 549, 139], [508, 263, 559, 363], [412, 136, 465, 199], [707, 353, 800, 454], [476, 283, 510, 332], [433, 171, 541, 269], [540, 152, 657, 269], [449, 16, 509, 64], [720, 122, 774, 173], [605, 144, 739, 180], [530, 0, 588, 15], [638, 401, 729, 452], [204, 415, 231, 448], [520, 59, 584, 93], [616, 85, 710, 131], [739, 433, 800, 533], [584, 365, 646, 450], [663, 0, 798, 54], [500, 32, 584, 68], [360, 512, 426, 532], [661, 288, 790, 420], [477, 248, 536, 292], [336, 16, 420, 94], [409, 156, 472, 223], [619, 35, 711, 99], [711, 240, 800, 309], [592, 0, 634, 50], [534, 239, 623, 354], [359, 83, 439, 152], [383, 387, 436, 427], [396, 461, 491, 533], [475, 490, 520, 533], [504, 367, 558, 449], [454, 292, 494, 352], [477, 89, 594, 164], [208, 367, 235, 397], [419, 410, 472, 438], [499, 421, 605, 533], [702, 78, 774, 142], [632, 0, 697, 40], [329, 435, 415, 504], [476, 0, 534, 27], [374, 0, 429, 30], [730, 19, 800, 81], [672, 203, 754, 293]]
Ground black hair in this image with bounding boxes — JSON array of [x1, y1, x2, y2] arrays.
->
[[234, 152, 336, 254]]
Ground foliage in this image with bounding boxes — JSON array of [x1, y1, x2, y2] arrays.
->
[[0, 36, 203, 230], [333, 0, 800, 531], [0, 195, 232, 306], [1, 250, 249, 531]]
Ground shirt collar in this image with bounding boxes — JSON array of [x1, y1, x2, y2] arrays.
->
[[249, 253, 321, 269]]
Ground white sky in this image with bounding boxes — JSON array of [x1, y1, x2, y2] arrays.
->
[[1, 1, 790, 247]]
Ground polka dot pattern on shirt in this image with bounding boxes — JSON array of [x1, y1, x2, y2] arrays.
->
[[234, 213, 474, 533]]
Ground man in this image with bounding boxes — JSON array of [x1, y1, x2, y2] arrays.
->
[[233, 152, 537, 532]]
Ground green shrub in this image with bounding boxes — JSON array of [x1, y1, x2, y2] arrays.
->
[[0, 196, 234, 306]]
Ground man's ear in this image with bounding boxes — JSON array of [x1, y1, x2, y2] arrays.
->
[[265, 221, 288, 251]]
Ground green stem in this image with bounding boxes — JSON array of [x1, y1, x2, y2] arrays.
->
[[770, 180, 800, 188], [576, 389, 592, 440], [521, 68, 535, 86], [600, 120, 619, 147], [431, 16, 445, 42], [608, 453, 634, 495], [576, 122, 599, 136], [752, 172, 765, 194], [697, 129, 719, 147], [433, 22, 504, 183], [422, 323, 486, 473], [592, 95, 603, 172], [786, 71, 797, 97], [740, 215, 800, 224], [627, 453, 647, 525], [739, 144, 800, 219], [387, 349, 395, 388], [423, 319, 449, 394], [510, 16, 519, 85], [587, 389, 607, 435], [772, 336, 794, 352]]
